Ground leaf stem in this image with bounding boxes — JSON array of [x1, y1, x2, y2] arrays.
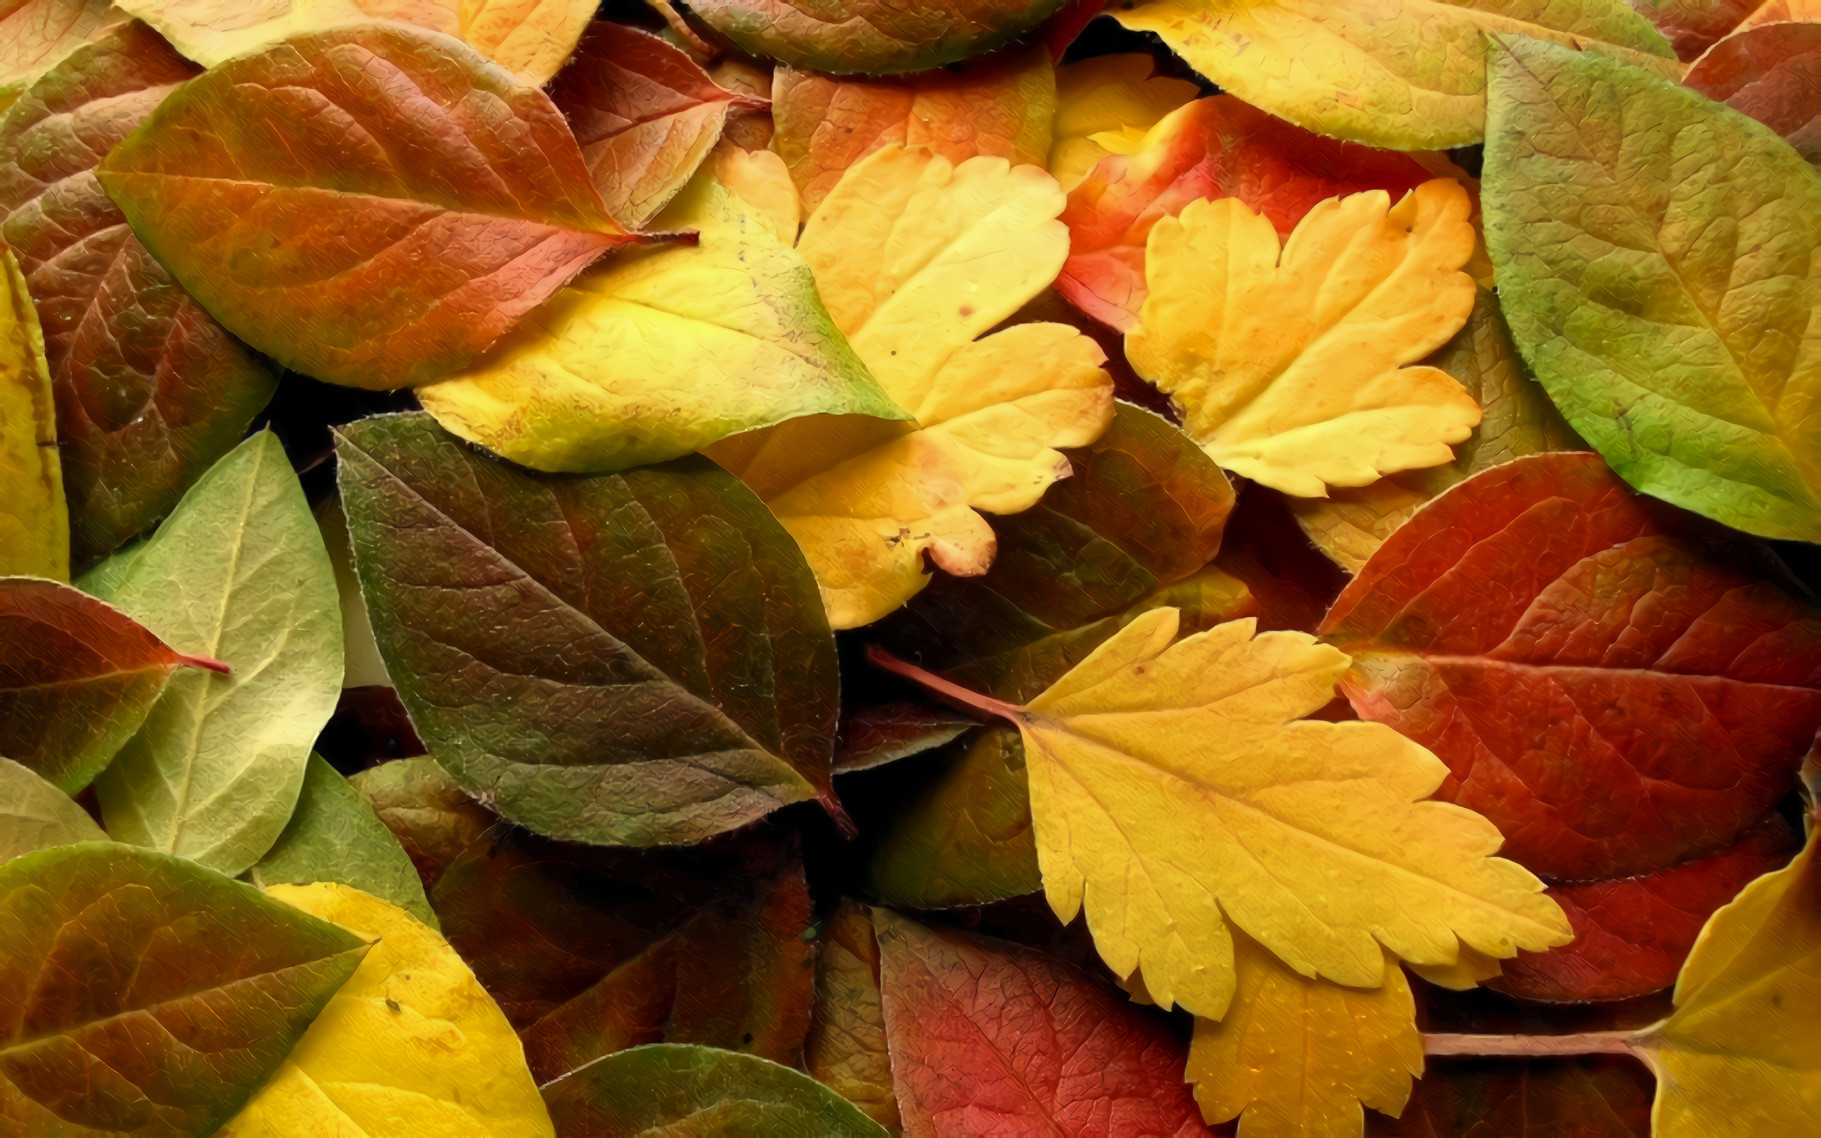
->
[[1423, 1031, 1642, 1059], [176, 652, 232, 674], [863, 646, 1024, 725]]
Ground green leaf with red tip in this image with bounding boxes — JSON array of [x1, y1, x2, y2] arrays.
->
[[1684, 20, 1821, 165], [687, 0, 1069, 77]]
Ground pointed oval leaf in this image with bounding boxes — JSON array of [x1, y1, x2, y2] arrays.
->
[[1484, 35, 1821, 541], [1685, 21, 1821, 165], [688, 0, 1069, 76], [0, 22, 277, 568], [0, 0, 126, 98], [0, 245, 64, 578], [0, 843, 368, 1135], [804, 902, 899, 1130], [336, 413, 833, 846], [96, 24, 635, 390], [1321, 452, 1821, 881], [0, 757, 103, 864], [348, 757, 494, 894], [87, 431, 344, 875]]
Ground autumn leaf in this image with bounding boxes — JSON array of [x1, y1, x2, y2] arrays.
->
[[98, 24, 636, 391], [0, 843, 369, 1134], [1188, 933, 1422, 1137], [86, 430, 344, 875], [0, 575, 224, 791], [772, 46, 1056, 214], [1048, 52, 1198, 193], [220, 882, 555, 1137], [0, 757, 104, 864], [417, 150, 906, 473], [834, 702, 976, 775], [0, 0, 126, 100], [1626, 0, 1763, 60], [0, 245, 64, 578], [1320, 452, 1821, 881], [805, 902, 900, 1130], [706, 145, 1114, 629], [0, 22, 277, 568], [1382, 1057, 1654, 1137], [1114, 0, 1676, 149], [543, 1043, 888, 1136], [873, 909, 1209, 1136], [337, 413, 838, 846], [1484, 33, 1821, 542], [349, 757, 496, 894], [1127, 179, 1482, 497], [1058, 95, 1431, 331], [1685, 20, 1821, 165], [687, 0, 1069, 75]]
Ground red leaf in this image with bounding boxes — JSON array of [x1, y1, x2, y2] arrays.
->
[[1320, 452, 1821, 881], [1625, 0, 1767, 62], [1684, 21, 1821, 165]]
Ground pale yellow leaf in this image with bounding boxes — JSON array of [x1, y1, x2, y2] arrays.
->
[[1127, 179, 1482, 497], [0, 245, 66, 578], [1050, 53, 1199, 191]]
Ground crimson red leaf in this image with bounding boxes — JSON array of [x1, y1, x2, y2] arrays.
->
[[1320, 452, 1821, 881]]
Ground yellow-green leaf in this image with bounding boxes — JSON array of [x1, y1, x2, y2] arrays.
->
[[0, 245, 66, 578]]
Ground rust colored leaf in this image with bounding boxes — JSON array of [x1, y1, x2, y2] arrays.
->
[[97, 24, 635, 390], [873, 910, 1209, 1136], [805, 901, 900, 1130], [689, 0, 1069, 76], [1626, 0, 1766, 61], [1057, 95, 1430, 331], [348, 756, 495, 895], [0, 0, 125, 97], [1321, 452, 1821, 881], [834, 702, 976, 774], [1685, 20, 1821, 164], [1375, 1056, 1653, 1136]]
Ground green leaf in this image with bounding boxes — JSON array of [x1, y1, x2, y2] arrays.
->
[[348, 757, 495, 894], [0, 245, 65, 578], [1484, 34, 1821, 541], [686, 0, 1069, 76], [249, 754, 437, 929], [0, 757, 104, 864], [541, 1043, 887, 1136], [0, 842, 368, 1135], [336, 413, 837, 847], [87, 431, 345, 874]]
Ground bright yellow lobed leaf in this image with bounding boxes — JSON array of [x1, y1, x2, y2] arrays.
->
[[0, 246, 67, 578], [1189, 934, 1423, 1137], [220, 883, 555, 1138], [1050, 53, 1200, 191], [1637, 818, 1821, 1138], [1127, 179, 1482, 497], [708, 146, 1114, 630], [1014, 607, 1570, 1020]]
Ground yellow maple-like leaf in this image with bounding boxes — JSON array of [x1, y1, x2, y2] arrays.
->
[[708, 145, 1114, 629], [1189, 934, 1423, 1138], [1636, 818, 1821, 1138], [1127, 179, 1482, 497], [1008, 607, 1569, 1019], [1050, 53, 1199, 191], [0, 246, 67, 579], [219, 883, 555, 1138]]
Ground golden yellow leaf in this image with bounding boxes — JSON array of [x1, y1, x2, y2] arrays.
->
[[1636, 818, 1821, 1138], [708, 145, 1114, 629], [1007, 607, 1570, 1019], [1050, 53, 1199, 191], [1188, 934, 1422, 1138], [220, 883, 555, 1138], [1406, 944, 1503, 992], [0, 245, 67, 579], [1127, 179, 1482, 497]]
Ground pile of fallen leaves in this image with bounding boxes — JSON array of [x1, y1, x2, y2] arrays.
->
[[2, 0, 1819, 1134]]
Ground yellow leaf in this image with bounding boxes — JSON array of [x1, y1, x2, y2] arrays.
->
[[708, 146, 1114, 629], [1636, 819, 1821, 1138], [1050, 53, 1199, 191], [220, 883, 555, 1138], [1189, 934, 1423, 1138], [1127, 180, 1483, 497], [1011, 607, 1570, 1019], [1406, 945, 1503, 992], [418, 150, 906, 473], [0, 246, 67, 579]]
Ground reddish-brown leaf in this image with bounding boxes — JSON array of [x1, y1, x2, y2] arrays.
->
[[1685, 20, 1821, 164], [874, 910, 1209, 1137], [804, 901, 901, 1130], [1320, 453, 1821, 881], [1057, 95, 1430, 330], [834, 701, 975, 774], [1624, 0, 1763, 61], [1374, 1056, 1653, 1136], [1214, 483, 1349, 635]]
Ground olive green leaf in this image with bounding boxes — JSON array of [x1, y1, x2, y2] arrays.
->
[[0, 757, 104, 864]]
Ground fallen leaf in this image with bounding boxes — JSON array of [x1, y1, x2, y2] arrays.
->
[[417, 150, 905, 473], [0, 575, 222, 792], [1290, 289, 1585, 572], [0, 756, 104, 863], [1685, 21, 1821, 164], [1213, 482, 1350, 635], [772, 45, 1055, 213], [834, 702, 976, 774], [1115, 0, 1677, 148], [0, 22, 277, 569], [1127, 180, 1483, 496], [86, 430, 344, 875], [542, 1043, 888, 1136], [1377, 1056, 1653, 1136], [707, 145, 1114, 629], [1484, 34, 1821, 542], [97, 24, 635, 390], [1058, 95, 1431, 331], [1625, 0, 1763, 60], [873, 909, 1209, 1136], [1320, 452, 1821, 881], [0, 245, 64, 577], [0, 0, 125, 98], [348, 757, 494, 894], [805, 902, 900, 1131], [316, 499, 388, 690], [249, 754, 437, 930], [0, 843, 368, 1134], [687, 0, 1069, 75], [220, 882, 555, 1137], [336, 413, 836, 846], [1048, 52, 1198, 193], [1188, 933, 1422, 1137], [550, 22, 766, 226]]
